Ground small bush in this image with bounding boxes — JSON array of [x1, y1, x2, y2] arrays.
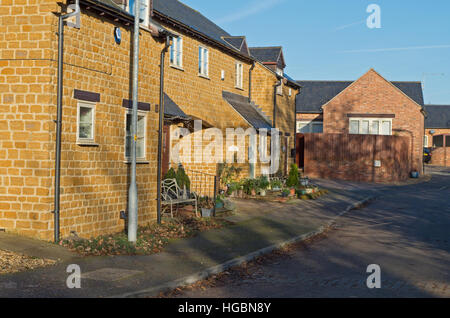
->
[[286, 164, 299, 188]]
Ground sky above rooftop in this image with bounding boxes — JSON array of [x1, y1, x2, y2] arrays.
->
[[181, 0, 450, 104]]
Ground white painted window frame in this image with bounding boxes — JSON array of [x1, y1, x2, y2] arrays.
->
[[76, 100, 96, 144], [235, 62, 243, 89], [424, 135, 429, 147], [198, 46, 209, 78], [169, 35, 183, 69], [124, 109, 147, 161], [348, 118, 392, 135]]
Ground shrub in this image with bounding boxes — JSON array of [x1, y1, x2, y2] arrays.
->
[[164, 167, 177, 180], [176, 166, 191, 190], [257, 176, 270, 190], [286, 164, 299, 188]]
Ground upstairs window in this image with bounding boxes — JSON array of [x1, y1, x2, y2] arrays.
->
[[276, 68, 283, 95], [128, 0, 150, 27], [235, 62, 243, 89], [199, 46, 209, 77], [169, 36, 183, 68]]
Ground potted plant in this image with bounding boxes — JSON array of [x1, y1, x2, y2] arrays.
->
[[198, 196, 214, 217], [410, 170, 419, 178], [281, 189, 290, 198], [242, 178, 256, 196], [270, 179, 283, 191], [176, 165, 191, 198], [257, 176, 270, 196], [215, 194, 225, 209], [286, 164, 299, 196]]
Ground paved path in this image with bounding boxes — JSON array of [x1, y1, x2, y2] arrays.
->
[[173, 168, 450, 298]]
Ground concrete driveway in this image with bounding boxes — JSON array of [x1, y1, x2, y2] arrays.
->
[[172, 172, 450, 298]]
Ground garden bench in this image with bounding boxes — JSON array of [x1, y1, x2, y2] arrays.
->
[[161, 178, 198, 218]]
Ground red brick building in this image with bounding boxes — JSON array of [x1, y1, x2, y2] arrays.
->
[[296, 69, 426, 181], [424, 105, 450, 166]]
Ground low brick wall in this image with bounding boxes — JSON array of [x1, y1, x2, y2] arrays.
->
[[430, 148, 449, 167], [302, 133, 411, 182]]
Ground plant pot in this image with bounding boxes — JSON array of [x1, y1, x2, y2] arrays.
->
[[237, 190, 243, 198], [306, 188, 313, 194], [184, 205, 194, 212], [251, 189, 257, 196], [410, 171, 419, 178], [201, 208, 213, 218], [272, 187, 281, 192], [289, 188, 296, 196], [215, 201, 224, 209], [259, 189, 266, 197]]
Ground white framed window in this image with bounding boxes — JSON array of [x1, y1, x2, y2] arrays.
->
[[169, 36, 183, 68], [349, 118, 392, 135], [276, 68, 283, 95], [289, 88, 292, 96], [77, 101, 95, 143], [235, 62, 243, 89], [127, 0, 150, 27], [198, 46, 209, 77], [424, 135, 429, 147], [297, 121, 323, 134], [125, 110, 147, 160]]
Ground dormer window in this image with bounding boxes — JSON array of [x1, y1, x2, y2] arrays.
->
[[127, 0, 150, 27]]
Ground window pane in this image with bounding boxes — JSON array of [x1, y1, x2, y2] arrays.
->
[[371, 121, 379, 135], [349, 120, 359, 134], [312, 123, 323, 133], [79, 106, 93, 139], [361, 121, 369, 134], [381, 121, 391, 135], [446, 136, 450, 148], [433, 135, 444, 147], [297, 123, 309, 134], [424, 135, 428, 147], [79, 107, 92, 124], [198, 47, 202, 73], [137, 115, 145, 136]]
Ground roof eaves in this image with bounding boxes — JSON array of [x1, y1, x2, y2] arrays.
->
[[153, 10, 254, 64]]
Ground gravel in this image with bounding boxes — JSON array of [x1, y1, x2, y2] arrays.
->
[[0, 249, 57, 274]]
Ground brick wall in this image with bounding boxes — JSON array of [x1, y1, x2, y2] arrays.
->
[[303, 133, 411, 182], [425, 129, 450, 166], [322, 69, 424, 175]]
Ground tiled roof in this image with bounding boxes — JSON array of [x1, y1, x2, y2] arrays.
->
[[249, 47, 282, 64], [222, 36, 249, 55], [424, 105, 450, 129], [164, 93, 189, 119], [296, 80, 424, 113], [222, 91, 272, 131], [153, 0, 235, 50]]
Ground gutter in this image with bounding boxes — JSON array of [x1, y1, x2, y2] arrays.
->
[[156, 33, 176, 224], [54, 0, 80, 243]]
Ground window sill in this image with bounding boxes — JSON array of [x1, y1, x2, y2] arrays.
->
[[198, 74, 210, 80], [77, 141, 99, 147], [170, 64, 184, 72], [123, 160, 150, 165], [235, 86, 244, 91]]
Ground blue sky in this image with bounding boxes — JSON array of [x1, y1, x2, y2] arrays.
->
[[181, 0, 450, 104]]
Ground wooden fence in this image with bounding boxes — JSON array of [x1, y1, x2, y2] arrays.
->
[[297, 133, 411, 182]]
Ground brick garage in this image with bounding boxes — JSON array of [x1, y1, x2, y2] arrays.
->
[[301, 133, 411, 183], [296, 69, 426, 182]]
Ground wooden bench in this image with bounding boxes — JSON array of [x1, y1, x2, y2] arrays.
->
[[161, 178, 198, 217]]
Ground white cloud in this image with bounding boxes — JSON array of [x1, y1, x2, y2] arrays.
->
[[339, 45, 450, 53], [216, 0, 286, 24]]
